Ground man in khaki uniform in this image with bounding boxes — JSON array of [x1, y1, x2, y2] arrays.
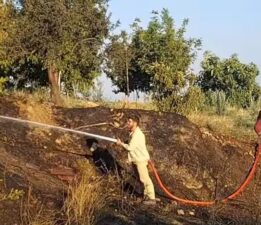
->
[[117, 114, 156, 205]]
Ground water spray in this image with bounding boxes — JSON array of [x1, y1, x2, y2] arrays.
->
[[0, 115, 117, 143]]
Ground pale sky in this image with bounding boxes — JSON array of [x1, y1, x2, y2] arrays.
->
[[100, 0, 261, 100]]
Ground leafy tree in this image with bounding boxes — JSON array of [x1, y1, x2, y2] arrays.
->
[[136, 9, 202, 112], [104, 20, 152, 101], [0, 0, 109, 105], [5, 59, 48, 91], [105, 9, 201, 112], [0, 1, 16, 75], [198, 52, 260, 107], [104, 31, 133, 97]]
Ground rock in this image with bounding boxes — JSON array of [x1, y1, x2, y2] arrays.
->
[[25, 163, 40, 170], [55, 138, 62, 145], [189, 210, 195, 216], [177, 209, 185, 215]]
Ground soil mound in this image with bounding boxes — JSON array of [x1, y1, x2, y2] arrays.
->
[[0, 95, 260, 224]]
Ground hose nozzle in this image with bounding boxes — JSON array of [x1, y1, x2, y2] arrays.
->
[[90, 141, 98, 152]]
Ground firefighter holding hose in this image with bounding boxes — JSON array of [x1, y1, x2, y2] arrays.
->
[[116, 114, 156, 205]]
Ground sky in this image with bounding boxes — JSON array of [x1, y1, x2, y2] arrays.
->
[[100, 0, 261, 100]]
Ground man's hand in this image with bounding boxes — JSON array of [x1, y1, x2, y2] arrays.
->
[[116, 138, 122, 146]]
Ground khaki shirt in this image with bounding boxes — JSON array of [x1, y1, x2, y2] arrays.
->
[[122, 127, 150, 162]]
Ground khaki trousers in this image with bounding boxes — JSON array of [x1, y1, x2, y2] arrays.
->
[[134, 161, 155, 200]]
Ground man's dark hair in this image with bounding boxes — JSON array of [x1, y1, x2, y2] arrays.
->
[[128, 114, 140, 126]]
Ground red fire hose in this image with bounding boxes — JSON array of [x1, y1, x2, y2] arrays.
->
[[148, 145, 261, 206]]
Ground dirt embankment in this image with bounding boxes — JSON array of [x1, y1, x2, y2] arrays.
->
[[0, 95, 260, 225]]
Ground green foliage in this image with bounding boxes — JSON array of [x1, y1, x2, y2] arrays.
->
[[0, 188, 25, 201], [212, 91, 227, 115], [0, 1, 20, 90], [0, 59, 48, 91], [105, 9, 201, 112], [0, 76, 8, 95], [133, 10, 201, 113], [152, 86, 205, 115], [0, 1, 17, 67], [90, 80, 104, 102], [179, 87, 205, 115], [198, 52, 260, 108], [104, 31, 134, 96], [0, 0, 110, 94], [203, 91, 227, 115]]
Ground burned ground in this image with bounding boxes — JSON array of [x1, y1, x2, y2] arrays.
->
[[0, 95, 260, 225]]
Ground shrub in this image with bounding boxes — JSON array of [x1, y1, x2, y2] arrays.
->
[[206, 91, 227, 115], [178, 86, 205, 115], [153, 86, 205, 115], [0, 77, 8, 95]]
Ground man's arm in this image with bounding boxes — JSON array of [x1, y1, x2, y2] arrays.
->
[[117, 134, 139, 152]]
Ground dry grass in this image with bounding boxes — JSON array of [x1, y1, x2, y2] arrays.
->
[[13, 90, 50, 103], [9, 90, 259, 142], [11, 90, 99, 108], [20, 161, 110, 225], [63, 95, 99, 108], [21, 206, 57, 225], [102, 100, 156, 111], [105, 100, 258, 142], [188, 107, 257, 141], [63, 160, 108, 225], [20, 189, 57, 225]]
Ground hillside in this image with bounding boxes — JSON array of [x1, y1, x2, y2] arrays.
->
[[0, 95, 260, 225]]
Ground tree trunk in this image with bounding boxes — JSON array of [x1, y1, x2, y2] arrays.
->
[[48, 65, 63, 106]]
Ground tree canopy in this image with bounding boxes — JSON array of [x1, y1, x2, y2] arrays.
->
[[0, 0, 110, 104], [198, 52, 260, 107], [104, 31, 133, 96], [1, 2, 260, 111], [105, 9, 202, 112]]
